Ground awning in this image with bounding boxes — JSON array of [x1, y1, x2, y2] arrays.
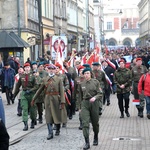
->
[[0, 30, 30, 48], [9, 31, 30, 48]]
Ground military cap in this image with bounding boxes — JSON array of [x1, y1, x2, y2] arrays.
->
[[31, 61, 37, 65], [24, 63, 30, 67], [78, 65, 85, 72], [48, 64, 56, 69], [82, 67, 92, 74], [118, 59, 125, 64], [92, 62, 100, 66], [44, 64, 50, 68], [136, 57, 142, 62], [55, 62, 62, 69], [38, 62, 44, 67], [82, 64, 90, 68]]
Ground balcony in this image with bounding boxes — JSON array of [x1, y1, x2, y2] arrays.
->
[[121, 28, 140, 35]]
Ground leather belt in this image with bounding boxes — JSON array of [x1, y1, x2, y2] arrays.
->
[[45, 92, 59, 95]]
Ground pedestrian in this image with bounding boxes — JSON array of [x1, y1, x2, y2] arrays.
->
[[114, 59, 132, 118], [131, 57, 147, 118], [13, 63, 38, 131], [79, 67, 102, 149], [138, 66, 150, 119], [12, 66, 24, 116], [31, 64, 67, 140], [1, 62, 16, 105]]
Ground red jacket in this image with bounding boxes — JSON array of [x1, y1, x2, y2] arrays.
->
[[138, 73, 150, 96]]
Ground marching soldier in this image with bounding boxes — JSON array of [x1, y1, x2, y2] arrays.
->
[[35, 62, 48, 123], [131, 58, 147, 117], [92, 62, 108, 115], [55, 62, 70, 127], [13, 63, 38, 131], [73, 65, 85, 130], [31, 64, 67, 140], [114, 60, 132, 118], [79, 67, 102, 150]]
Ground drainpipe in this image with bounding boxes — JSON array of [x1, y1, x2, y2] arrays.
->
[[76, 0, 79, 51], [17, 0, 21, 37]]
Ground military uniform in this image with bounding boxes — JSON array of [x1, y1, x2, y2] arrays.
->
[[79, 77, 102, 149], [114, 67, 132, 118], [32, 75, 67, 139], [131, 65, 147, 117], [92, 69, 107, 114], [35, 70, 48, 123], [13, 72, 38, 130]]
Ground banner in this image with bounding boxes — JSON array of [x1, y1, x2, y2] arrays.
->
[[51, 36, 67, 60]]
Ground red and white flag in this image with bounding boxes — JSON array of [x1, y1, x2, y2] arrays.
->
[[81, 52, 88, 65], [132, 99, 140, 105], [106, 59, 116, 70]]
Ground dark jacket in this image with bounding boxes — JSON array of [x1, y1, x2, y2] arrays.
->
[[0, 119, 9, 150], [1, 67, 16, 93]]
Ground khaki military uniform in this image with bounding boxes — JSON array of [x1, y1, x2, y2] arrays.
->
[[13, 73, 38, 122], [131, 65, 147, 109], [79, 78, 102, 139], [114, 68, 132, 114], [93, 69, 107, 111], [33, 75, 67, 124]]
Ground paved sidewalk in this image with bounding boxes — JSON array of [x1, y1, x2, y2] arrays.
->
[[1, 92, 150, 150]]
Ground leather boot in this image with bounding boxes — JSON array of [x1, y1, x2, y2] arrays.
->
[[47, 124, 53, 140], [79, 118, 82, 130], [139, 108, 144, 118], [62, 123, 66, 128], [120, 112, 124, 118], [93, 133, 98, 146], [23, 121, 28, 131], [30, 120, 35, 129], [99, 107, 102, 115], [83, 137, 90, 150], [125, 110, 130, 117], [55, 124, 60, 136]]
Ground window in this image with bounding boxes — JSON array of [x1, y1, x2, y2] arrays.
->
[[107, 22, 112, 30], [136, 22, 140, 28]]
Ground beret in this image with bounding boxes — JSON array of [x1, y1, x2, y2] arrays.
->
[[82, 64, 90, 68], [48, 64, 56, 69], [55, 62, 62, 69], [118, 59, 125, 64], [136, 57, 142, 62], [44, 64, 50, 68], [82, 67, 92, 74], [78, 65, 85, 72], [24, 63, 30, 67], [92, 62, 100, 66], [38, 62, 44, 67], [31, 61, 37, 65]]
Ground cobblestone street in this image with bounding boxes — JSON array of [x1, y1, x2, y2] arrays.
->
[[1, 93, 150, 150]]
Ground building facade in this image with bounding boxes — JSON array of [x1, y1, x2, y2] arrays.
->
[[103, 0, 140, 48], [138, 0, 150, 47]]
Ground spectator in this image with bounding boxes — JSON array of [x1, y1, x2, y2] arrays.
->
[[138, 67, 150, 119], [1, 62, 16, 105]]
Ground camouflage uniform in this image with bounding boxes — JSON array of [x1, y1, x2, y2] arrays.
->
[[131, 65, 147, 116], [114, 67, 132, 117]]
